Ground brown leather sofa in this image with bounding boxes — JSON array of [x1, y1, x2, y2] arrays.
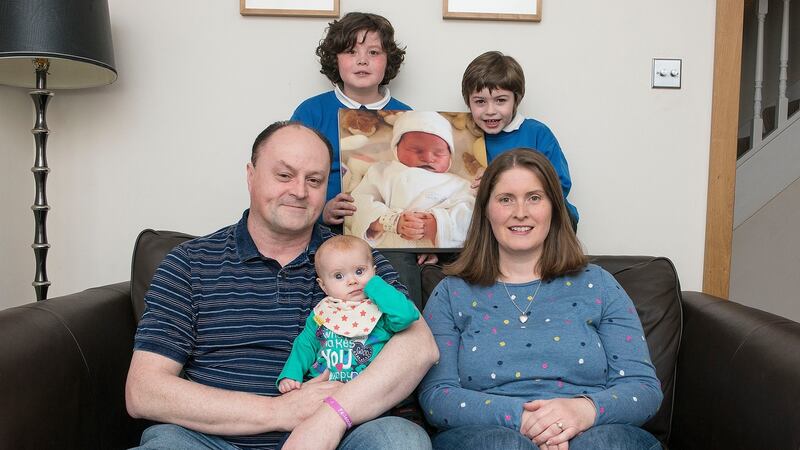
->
[[2, 229, 799, 450]]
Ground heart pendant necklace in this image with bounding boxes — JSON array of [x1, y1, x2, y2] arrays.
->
[[501, 279, 541, 323]]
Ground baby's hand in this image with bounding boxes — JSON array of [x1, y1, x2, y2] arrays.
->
[[398, 212, 425, 240], [366, 219, 384, 239], [278, 378, 302, 393], [416, 212, 438, 244]]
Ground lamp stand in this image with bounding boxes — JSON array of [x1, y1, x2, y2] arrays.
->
[[30, 58, 52, 301]]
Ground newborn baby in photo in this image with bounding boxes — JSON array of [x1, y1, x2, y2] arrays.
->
[[350, 111, 475, 249]]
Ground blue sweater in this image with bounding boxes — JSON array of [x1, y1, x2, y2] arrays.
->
[[485, 118, 579, 223], [418, 265, 662, 432], [291, 90, 412, 201]]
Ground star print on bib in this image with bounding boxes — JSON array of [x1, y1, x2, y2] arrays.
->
[[313, 296, 383, 338]]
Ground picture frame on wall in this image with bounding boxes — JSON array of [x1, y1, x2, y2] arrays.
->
[[240, 0, 340, 17], [443, 0, 541, 22]]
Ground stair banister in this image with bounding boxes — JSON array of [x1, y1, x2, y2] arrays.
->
[[777, 0, 791, 126]]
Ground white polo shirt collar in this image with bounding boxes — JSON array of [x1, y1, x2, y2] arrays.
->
[[502, 113, 526, 132], [334, 83, 392, 109]]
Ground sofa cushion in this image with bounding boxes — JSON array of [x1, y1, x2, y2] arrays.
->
[[130, 229, 195, 321], [420, 256, 682, 444], [672, 292, 800, 449], [0, 283, 144, 449]]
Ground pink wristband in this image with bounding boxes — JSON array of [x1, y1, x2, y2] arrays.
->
[[323, 396, 353, 429]]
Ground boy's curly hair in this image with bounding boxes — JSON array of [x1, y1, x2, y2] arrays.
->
[[316, 12, 405, 86]]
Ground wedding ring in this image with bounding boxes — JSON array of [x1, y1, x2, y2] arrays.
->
[[556, 422, 564, 430]]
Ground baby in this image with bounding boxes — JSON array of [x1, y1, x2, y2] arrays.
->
[[277, 235, 418, 390], [350, 111, 475, 249]]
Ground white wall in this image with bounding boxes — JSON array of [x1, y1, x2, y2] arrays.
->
[[731, 176, 800, 322], [0, 0, 717, 309]]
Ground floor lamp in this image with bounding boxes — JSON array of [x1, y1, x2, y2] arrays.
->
[[0, 0, 117, 300]]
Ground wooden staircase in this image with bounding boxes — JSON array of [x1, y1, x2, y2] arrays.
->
[[738, 98, 800, 158], [733, 0, 798, 228]]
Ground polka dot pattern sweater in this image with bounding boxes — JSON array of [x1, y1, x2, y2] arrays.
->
[[418, 264, 662, 431]]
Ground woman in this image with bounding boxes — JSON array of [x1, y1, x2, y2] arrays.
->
[[418, 149, 662, 450]]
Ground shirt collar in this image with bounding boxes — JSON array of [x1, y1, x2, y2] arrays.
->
[[235, 209, 261, 261], [306, 223, 330, 256], [334, 83, 392, 109], [502, 113, 526, 132], [235, 209, 331, 263]]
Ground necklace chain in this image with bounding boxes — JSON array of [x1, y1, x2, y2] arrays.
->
[[501, 279, 541, 323]]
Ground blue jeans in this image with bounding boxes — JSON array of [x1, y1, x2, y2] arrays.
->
[[432, 424, 660, 450], [338, 416, 431, 450], [134, 417, 431, 450], [133, 424, 239, 450]]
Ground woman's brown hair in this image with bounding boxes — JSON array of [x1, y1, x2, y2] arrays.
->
[[316, 12, 405, 86], [446, 148, 587, 285]]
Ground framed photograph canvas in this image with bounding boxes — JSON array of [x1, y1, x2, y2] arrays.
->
[[443, 0, 541, 22], [339, 110, 487, 252], [240, 0, 340, 17]]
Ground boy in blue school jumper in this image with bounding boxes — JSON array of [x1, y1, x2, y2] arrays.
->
[[462, 51, 579, 229], [291, 12, 434, 305], [291, 12, 411, 227]]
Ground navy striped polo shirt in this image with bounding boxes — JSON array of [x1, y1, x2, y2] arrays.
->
[[134, 209, 407, 448]]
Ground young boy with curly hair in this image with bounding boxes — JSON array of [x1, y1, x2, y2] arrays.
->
[[292, 13, 436, 306], [462, 51, 579, 229], [292, 12, 411, 227]]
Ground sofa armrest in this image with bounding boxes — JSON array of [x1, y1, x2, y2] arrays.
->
[[0, 282, 146, 449], [670, 291, 800, 450]]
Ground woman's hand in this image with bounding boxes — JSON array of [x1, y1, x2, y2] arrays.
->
[[520, 397, 596, 447], [539, 440, 569, 450], [322, 193, 356, 225]]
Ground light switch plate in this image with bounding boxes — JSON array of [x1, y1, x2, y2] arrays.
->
[[652, 58, 682, 89]]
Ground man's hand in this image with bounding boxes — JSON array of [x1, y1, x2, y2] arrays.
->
[[281, 397, 348, 450], [274, 370, 342, 431], [323, 193, 356, 225], [126, 350, 339, 435], [286, 320, 437, 449]]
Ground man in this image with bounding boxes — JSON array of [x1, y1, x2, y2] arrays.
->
[[126, 121, 438, 449]]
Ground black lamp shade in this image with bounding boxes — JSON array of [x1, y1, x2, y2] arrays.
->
[[0, 0, 117, 89]]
